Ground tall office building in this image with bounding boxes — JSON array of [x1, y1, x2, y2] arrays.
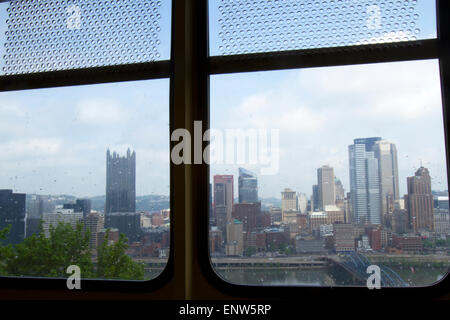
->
[[225, 219, 244, 256], [105, 212, 142, 243], [63, 199, 92, 217], [312, 184, 319, 212], [348, 138, 382, 225], [83, 212, 105, 249], [105, 149, 136, 214], [317, 165, 335, 210], [335, 178, 345, 201], [405, 167, 434, 232], [373, 140, 399, 224], [232, 202, 261, 233], [281, 188, 297, 223], [214, 175, 234, 224], [0, 190, 25, 244], [297, 193, 307, 214], [42, 208, 83, 238], [238, 168, 258, 203]]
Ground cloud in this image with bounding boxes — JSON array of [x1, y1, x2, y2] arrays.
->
[[211, 59, 447, 198], [229, 92, 328, 134], [0, 138, 63, 161], [76, 98, 129, 125], [0, 103, 26, 117], [296, 59, 441, 120]]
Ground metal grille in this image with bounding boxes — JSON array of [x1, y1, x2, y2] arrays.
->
[[3, 0, 165, 75], [212, 0, 427, 56]]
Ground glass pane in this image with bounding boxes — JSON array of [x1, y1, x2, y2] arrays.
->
[[209, 59, 450, 287], [0, 79, 170, 281], [209, 0, 437, 56], [0, 0, 171, 75]]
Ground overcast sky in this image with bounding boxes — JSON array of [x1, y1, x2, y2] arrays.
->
[[0, 79, 170, 197], [210, 59, 448, 199], [0, 0, 446, 200]]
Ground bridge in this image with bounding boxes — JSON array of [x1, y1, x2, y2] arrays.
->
[[137, 254, 410, 287], [327, 252, 409, 287], [211, 257, 328, 269]]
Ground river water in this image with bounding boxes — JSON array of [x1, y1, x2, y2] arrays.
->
[[145, 264, 449, 287], [215, 267, 449, 287]]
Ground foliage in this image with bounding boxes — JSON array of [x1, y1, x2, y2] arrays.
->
[[435, 239, 450, 247], [423, 238, 450, 249], [0, 222, 145, 280], [5, 222, 93, 278], [282, 246, 295, 256], [423, 239, 436, 249], [0, 225, 13, 275], [243, 246, 257, 257], [96, 231, 145, 280]]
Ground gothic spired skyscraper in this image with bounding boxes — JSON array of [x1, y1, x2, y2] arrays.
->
[[105, 149, 136, 214]]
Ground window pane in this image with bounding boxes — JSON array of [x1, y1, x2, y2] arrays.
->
[[209, 59, 450, 287], [209, 0, 436, 56], [0, 79, 170, 281], [0, 0, 171, 75]]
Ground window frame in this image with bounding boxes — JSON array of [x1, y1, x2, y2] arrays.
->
[[0, 0, 176, 293], [0, 0, 448, 301], [197, 0, 450, 300]]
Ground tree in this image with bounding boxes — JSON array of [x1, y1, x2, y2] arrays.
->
[[96, 231, 145, 280], [0, 222, 145, 280], [5, 222, 94, 278], [0, 225, 13, 275], [244, 246, 257, 257]]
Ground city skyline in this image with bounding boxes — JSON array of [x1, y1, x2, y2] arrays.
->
[[211, 59, 448, 199], [0, 61, 448, 199]]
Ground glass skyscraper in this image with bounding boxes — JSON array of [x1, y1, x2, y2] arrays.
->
[[373, 140, 400, 222], [238, 168, 258, 204], [348, 138, 381, 225], [0, 189, 25, 245]]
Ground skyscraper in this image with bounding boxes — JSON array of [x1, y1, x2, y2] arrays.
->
[[105, 149, 136, 214], [238, 168, 258, 203], [0, 189, 25, 244], [405, 167, 434, 232], [214, 175, 234, 233], [297, 193, 307, 214], [63, 199, 92, 218], [317, 165, 335, 210], [373, 140, 399, 224], [335, 178, 345, 201], [232, 202, 261, 233], [348, 138, 381, 225], [312, 184, 319, 212], [281, 188, 297, 223]]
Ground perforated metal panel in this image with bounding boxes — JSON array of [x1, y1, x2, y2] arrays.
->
[[211, 0, 433, 56], [2, 0, 168, 75]]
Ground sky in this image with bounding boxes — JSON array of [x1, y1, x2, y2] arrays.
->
[[210, 59, 448, 199], [0, 79, 170, 197], [0, 0, 447, 200]]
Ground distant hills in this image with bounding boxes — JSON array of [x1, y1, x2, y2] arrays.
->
[[26, 193, 282, 213], [90, 194, 170, 212]]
